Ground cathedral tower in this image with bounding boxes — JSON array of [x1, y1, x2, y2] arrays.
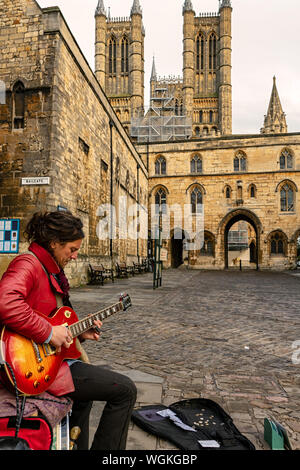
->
[[95, 0, 144, 132], [182, 0, 232, 137]]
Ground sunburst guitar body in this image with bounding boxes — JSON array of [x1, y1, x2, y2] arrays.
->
[[0, 293, 131, 396]]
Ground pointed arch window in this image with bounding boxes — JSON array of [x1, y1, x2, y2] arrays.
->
[[209, 33, 217, 70], [155, 187, 167, 214], [270, 232, 286, 255], [109, 37, 117, 75], [191, 187, 203, 214], [225, 185, 231, 199], [196, 33, 205, 72], [279, 149, 293, 170], [155, 156, 166, 175], [121, 36, 129, 74], [12, 81, 25, 129], [249, 184, 256, 198], [191, 154, 202, 174], [234, 151, 247, 172], [280, 183, 294, 212]]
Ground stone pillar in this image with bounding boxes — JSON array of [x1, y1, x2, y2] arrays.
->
[[95, 10, 107, 90], [218, 3, 232, 135], [182, 8, 195, 119], [130, 11, 144, 118]]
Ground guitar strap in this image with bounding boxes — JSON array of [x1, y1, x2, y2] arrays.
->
[[23, 251, 90, 364]]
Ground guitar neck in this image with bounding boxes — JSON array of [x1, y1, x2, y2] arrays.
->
[[69, 301, 123, 338]]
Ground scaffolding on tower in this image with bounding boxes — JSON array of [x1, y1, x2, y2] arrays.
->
[[131, 79, 192, 143]]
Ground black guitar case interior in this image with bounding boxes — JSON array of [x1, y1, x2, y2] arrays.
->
[[131, 398, 256, 451]]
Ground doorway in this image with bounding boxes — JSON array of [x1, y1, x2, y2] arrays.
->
[[171, 229, 185, 268], [223, 211, 260, 270]]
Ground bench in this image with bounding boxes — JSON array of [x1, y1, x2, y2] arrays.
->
[[88, 264, 114, 285], [133, 261, 143, 274], [142, 258, 152, 272], [116, 262, 135, 278]]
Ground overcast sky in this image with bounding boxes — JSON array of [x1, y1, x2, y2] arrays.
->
[[37, 0, 300, 135]]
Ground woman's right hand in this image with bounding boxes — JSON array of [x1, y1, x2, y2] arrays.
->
[[50, 325, 72, 352]]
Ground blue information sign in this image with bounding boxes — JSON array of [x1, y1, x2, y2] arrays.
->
[[0, 219, 20, 254]]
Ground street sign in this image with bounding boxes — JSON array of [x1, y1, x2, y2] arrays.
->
[[21, 177, 50, 186]]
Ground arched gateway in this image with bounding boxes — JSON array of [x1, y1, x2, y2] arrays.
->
[[219, 209, 263, 270]]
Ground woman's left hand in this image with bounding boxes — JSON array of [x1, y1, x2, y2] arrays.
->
[[80, 319, 103, 341]]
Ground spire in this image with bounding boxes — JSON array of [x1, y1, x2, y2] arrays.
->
[[261, 76, 287, 134], [183, 0, 194, 13], [95, 0, 106, 17], [151, 56, 157, 82], [131, 0, 142, 16]]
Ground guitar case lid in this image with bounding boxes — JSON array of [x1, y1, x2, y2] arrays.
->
[[132, 398, 256, 451]]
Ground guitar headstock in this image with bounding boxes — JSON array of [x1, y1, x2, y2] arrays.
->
[[120, 292, 132, 311]]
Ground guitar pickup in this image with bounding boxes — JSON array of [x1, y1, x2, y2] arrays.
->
[[31, 340, 43, 363]]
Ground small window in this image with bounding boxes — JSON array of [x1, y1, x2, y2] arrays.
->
[[191, 155, 202, 173], [209, 33, 217, 70], [109, 37, 117, 74], [225, 186, 231, 198], [249, 184, 256, 198], [280, 183, 294, 212], [234, 151, 247, 172], [12, 81, 25, 129], [155, 188, 167, 214], [191, 187, 203, 214], [196, 34, 205, 72], [79, 137, 89, 156], [121, 37, 129, 74], [279, 149, 293, 170], [270, 232, 286, 255], [155, 156, 166, 175]]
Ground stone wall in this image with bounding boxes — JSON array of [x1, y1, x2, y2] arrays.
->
[[137, 132, 300, 270], [0, 0, 148, 286]]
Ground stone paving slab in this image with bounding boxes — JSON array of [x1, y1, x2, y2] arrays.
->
[[70, 269, 300, 451]]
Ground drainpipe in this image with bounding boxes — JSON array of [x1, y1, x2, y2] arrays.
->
[[137, 163, 140, 262], [109, 120, 114, 265]]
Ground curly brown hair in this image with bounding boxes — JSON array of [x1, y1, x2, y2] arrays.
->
[[24, 211, 85, 250]]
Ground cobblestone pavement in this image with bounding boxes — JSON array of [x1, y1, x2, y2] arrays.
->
[[69, 269, 300, 451]]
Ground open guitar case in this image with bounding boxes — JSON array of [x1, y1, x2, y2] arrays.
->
[[132, 398, 256, 451]]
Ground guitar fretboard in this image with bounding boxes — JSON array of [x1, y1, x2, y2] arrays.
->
[[69, 301, 123, 338]]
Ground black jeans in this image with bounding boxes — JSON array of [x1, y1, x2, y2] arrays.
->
[[66, 361, 137, 450]]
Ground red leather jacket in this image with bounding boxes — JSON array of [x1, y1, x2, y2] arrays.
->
[[0, 242, 75, 396]]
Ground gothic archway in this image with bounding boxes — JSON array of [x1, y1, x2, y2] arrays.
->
[[219, 209, 262, 270]]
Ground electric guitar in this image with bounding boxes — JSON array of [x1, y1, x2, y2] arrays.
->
[[0, 292, 131, 396]]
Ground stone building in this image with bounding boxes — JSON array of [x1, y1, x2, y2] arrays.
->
[[0, 0, 148, 286], [0, 0, 299, 281], [137, 130, 300, 271]]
